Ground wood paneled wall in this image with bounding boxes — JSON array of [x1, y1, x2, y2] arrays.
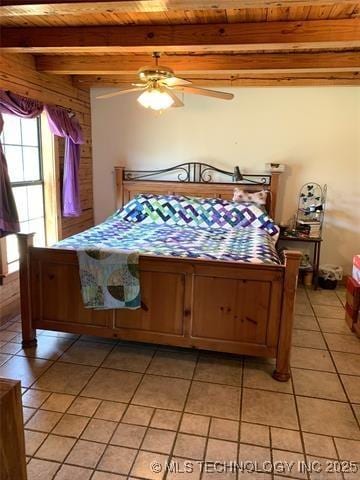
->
[[0, 274, 20, 326], [0, 53, 94, 324]]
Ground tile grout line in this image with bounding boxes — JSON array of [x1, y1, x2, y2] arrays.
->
[[14, 336, 360, 470], [27, 336, 121, 479], [304, 287, 360, 435], [304, 287, 354, 480], [63, 341, 159, 479], [105, 345, 161, 478], [167, 351, 206, 480], [3, 290, 359, 479], [22, 377, 360, 444], [286, 292, 314, 480], [20, 332, 87, 477], [237, 356, 245, 480]]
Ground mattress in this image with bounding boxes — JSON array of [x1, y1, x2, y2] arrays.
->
[[56, 216, 281, 265]]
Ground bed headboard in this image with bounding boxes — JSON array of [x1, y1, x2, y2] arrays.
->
[[114, 162, 281, 220]]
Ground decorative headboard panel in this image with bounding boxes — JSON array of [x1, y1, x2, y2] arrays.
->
[[115, 162, 281, 220]]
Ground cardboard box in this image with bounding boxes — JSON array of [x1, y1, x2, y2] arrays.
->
[[353, 254, 360, 283], [346, 303, 358, 320], [345, 311, 354, 330], [354, 314, 360, 338], [346, 291, 360, 311], [347, 275, 360, 294], [346, 277, 360, 310], [345, 303, 358, 331]]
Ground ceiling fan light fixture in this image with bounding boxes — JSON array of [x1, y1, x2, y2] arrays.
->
[[137, 88, 174, 111], [97, 52, 234, 106]]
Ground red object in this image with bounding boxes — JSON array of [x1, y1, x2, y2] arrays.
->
[[346, 291, 360, 311], [346, 276, 360, 296], [346, 277, 360, 310], [353, 254, 360, 283], [346, 303, 358, 321], [345, 313, 354, 330], [345, 303, 358, 331], [354, 318, 360, 338]]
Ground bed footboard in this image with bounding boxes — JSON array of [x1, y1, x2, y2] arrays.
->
[[273, 250, 300, 381], [18, 233, 300, 381]]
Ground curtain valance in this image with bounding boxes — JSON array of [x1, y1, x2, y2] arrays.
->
[[0, 90, 84, 237]]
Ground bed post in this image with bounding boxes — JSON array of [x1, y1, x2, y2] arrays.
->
[[269, 172, 281, 220], [17, 233, 37, 348], [273, 249, 301, 382], [115, 166, 125, 210]]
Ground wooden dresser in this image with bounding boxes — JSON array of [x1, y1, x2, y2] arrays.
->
[[0, 378, 27, 480]]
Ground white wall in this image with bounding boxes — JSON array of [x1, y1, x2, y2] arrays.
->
[[91, 86, 360, 274]]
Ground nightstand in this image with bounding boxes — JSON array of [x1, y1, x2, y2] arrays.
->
[[279, 233, 322, 288]]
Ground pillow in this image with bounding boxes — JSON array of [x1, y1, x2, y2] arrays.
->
[[117, 194, 279, 239], [117, 194, 190, 223], [233, 188, 268, 206]]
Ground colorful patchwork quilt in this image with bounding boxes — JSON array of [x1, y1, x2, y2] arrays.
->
[[56, 217, 281, 265], [77, 248, 140, 309], [118, 194, 280, 239]]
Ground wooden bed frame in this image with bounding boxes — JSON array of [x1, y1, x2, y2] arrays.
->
[[18, 162, 300, 381]]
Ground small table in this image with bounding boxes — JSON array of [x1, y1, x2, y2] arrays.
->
[[279, 233, 322, 289]]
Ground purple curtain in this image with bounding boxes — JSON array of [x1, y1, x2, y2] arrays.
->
[[0, 91, 43, 236], [0, 90, 84, 232], [0, 114, 20, 236], [0, 90, 43, 118], [45, 105, 84, 217]]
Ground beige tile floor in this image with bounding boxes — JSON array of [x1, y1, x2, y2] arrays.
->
[[0, 286, 360, 479]]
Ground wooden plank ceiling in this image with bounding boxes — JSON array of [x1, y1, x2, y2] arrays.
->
[[1, 0, 360, 87]]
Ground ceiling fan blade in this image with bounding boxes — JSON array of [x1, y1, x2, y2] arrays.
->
[[162, 76, 192, 87], [96, 87, 145, 99], [175, 86, 234, 100], [163, 87, 184, 108]]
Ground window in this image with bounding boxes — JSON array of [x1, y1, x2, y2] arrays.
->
[[1, 114, 46, 273]]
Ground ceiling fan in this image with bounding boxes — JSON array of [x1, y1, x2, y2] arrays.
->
[[96, 52, 234, 111]]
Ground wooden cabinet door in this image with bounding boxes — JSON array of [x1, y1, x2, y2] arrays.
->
[[191, 276, 279, 346], [33, 261, 111, 328], [114, 270, 185, 335]]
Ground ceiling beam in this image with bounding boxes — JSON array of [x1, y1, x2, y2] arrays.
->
[[2, 19, 360, 53], [73, 71, 360, 87], [35, 52, 360, 74], [0, 1, 356, 17]]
